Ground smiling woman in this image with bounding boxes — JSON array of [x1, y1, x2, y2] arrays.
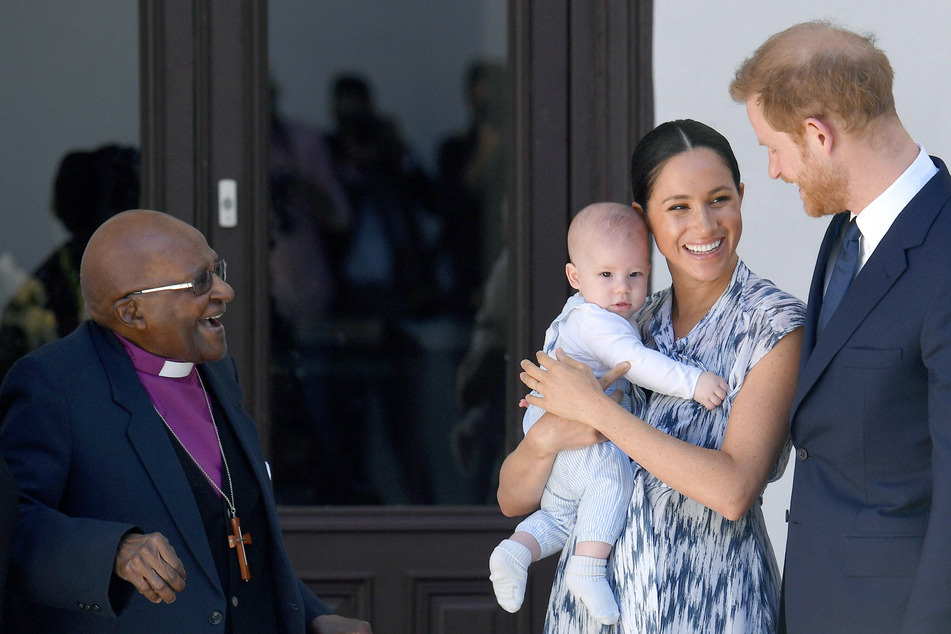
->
[[498, 120, 805, 632], [640, 148, 741, 286], [630, 121, 744, 336]]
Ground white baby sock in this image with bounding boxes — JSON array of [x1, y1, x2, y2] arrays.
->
[[489, 539, 533, 613], [565, 554, 620, 625]]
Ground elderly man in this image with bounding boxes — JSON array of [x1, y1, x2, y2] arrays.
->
[[0, 210, 370, 633], [731, 21, 951, 634]]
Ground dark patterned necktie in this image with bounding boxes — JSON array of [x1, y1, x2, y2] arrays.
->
[[817, 217, 861, 332]]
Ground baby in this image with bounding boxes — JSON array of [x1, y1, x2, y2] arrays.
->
[[489, 202, 728, 624]]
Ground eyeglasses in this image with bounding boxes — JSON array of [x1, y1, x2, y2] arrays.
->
[[127, 259, 227, 296]]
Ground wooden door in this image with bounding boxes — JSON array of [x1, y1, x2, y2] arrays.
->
[[139, 1, 652, 631]]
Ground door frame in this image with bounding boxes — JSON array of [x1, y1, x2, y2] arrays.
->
[[509, 0, 654, 446], [140, 0, 272, 447]]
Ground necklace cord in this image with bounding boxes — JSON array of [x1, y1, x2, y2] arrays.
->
[[152, 372, 237, 516]]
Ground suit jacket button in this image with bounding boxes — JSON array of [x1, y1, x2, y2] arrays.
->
[[209, 610, 224, 625], [796, 447, 809, 461]]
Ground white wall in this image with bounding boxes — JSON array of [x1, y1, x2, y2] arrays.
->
[[653, 1, 951, 569]]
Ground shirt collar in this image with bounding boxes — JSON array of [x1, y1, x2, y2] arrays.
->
[[854, 144, 938, 264], [114, 333, 196, 378]]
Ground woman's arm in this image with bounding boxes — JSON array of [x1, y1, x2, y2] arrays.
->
[[496, 360, 630, 517], [522, 328, 803, 521], [496, 412, 603, 516]]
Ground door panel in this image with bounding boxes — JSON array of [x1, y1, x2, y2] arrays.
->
[[141, 0, 273, 431], [281, 508, 554, 633]]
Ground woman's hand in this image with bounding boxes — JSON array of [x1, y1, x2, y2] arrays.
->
[[524, 410, 604, 455], [519, 349, 629, 428]]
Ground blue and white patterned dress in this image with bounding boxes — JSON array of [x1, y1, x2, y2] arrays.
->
[[544, 260, 805, 633]]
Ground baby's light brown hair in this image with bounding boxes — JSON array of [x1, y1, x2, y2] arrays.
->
[[567, 202, 649, 264]]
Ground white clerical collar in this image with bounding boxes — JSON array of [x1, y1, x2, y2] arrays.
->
[[159, 359, 195, 378], [854, 144, 938, 266], [115, 332, 197, 378]]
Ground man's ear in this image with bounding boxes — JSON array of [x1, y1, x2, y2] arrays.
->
[[565, 262, 582, 291], [113, 297, 148, 331], [803, 117, 835, 156]]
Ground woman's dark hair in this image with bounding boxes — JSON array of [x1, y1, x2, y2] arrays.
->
[[630, 119, 741, 209]]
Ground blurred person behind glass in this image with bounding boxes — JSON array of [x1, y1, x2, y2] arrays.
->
[[435, 59, 508, 315], [0, 144, 139, 381]]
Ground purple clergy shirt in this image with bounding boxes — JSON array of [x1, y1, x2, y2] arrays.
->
[[116, 333, 224, 491]]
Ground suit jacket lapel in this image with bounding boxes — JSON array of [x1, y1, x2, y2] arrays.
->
[[198, 361, 272, 491], [794, 230, 907, 412], [198, 361, 289, 567], [793, 158, 951, 415], [199, 358, 310, 611], [89, 324, 221, 589]]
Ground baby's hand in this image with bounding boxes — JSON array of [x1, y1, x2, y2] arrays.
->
[[694, 371, 729, 410]]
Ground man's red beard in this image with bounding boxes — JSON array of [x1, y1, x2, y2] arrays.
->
[[798, 148, 850, 218]]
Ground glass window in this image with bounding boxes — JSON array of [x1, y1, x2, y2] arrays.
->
[[267, 1, 509, 505], [0, 3, 139, 382]]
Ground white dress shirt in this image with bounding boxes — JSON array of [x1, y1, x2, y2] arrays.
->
[[825, 144, 938, 293]]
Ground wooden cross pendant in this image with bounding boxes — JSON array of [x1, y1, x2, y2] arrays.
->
[[227, 515, 252, 581]]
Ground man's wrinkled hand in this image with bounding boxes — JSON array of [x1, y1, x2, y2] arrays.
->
[[114, 532, 186, 604]]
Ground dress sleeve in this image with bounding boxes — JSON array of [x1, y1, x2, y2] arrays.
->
[[731, 282, 806, 385]]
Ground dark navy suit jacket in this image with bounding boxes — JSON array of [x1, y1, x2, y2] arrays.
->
[[0, 321, 330, 632], [784, 157, 951, 633], [0, 451, 17, 627]]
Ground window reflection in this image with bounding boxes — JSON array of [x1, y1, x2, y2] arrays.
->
[[0, 146, 140, 380], [267, 2, 509, 505], [0, 2, 139, 383]]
